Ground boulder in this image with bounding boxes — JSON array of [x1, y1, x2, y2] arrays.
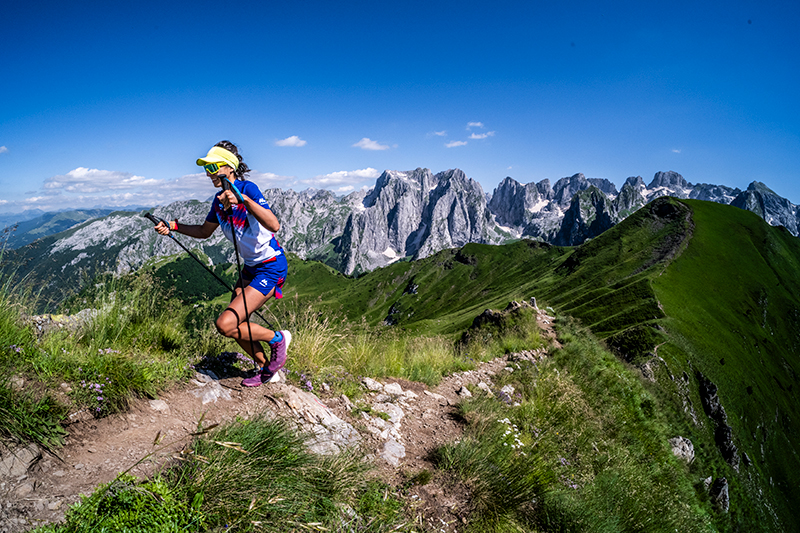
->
[[381, 438, 406, 467], [697, 372, 740, 470], [265, 384, 360, 455], [710, 477, 730, 513], [0, 443, 41, 479], [667, 436, 695, 464]]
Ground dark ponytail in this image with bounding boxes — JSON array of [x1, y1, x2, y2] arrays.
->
[[215, 140, 251, 180]]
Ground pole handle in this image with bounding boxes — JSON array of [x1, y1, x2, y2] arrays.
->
[[221, 177, 245, 203], [144, 212, 167, 226]]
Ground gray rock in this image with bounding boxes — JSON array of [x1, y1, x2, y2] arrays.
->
[[698, 372, 740, 470], [148, 399, 170, 413], [0, 444, 41, 478], [731, 181, 799, 236], [9, 376, 24, 391], [266, 385, 360, 455], [338, 168, 505, 275], [456, 386, 472, 398], [668, 436, 695, 464], [372, 403, 404, 425], [554, 186, 618, 246], [383, 383, 404, 395], [380, 438, 406, 467], [361, 377, 383, 392], [423, 390, 447, 403], [710, 477, 730, 513], [340, 394, 355, 411], [189, 380, 231, 404], [15, 482, 34, 498]]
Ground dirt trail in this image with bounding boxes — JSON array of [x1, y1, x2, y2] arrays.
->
[[1, 309, 558, 533]]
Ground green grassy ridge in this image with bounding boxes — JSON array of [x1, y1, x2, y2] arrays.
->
[[286, 240, 569, 335], [652, 200, 800, 531]]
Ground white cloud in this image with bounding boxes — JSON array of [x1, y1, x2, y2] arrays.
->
[[247, 171, 296, 191], [304, 167, 380, 188], [12, 162, 375, 214], [467, 122, 484, 130], [446, 141, 468, 148], [353, 138, 390, 151], [275, 135, 307, 147], [0, 146, 8, 154], [672, 149, 681, 153], [469, 131, 496, 140], [43, 167, 159, 193], [433, 130, 447, 137]]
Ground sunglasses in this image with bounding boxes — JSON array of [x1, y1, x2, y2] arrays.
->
[[204, 162, 227, 174]]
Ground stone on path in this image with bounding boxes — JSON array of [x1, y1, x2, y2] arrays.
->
[[456, 386, 472, 398], [362, 377, 383, 392], [383, 382, 404, 395], [266, 385, 360, 455], [0, 443, 41, 479], [381, 438, 406, 467], [149, 400, 170, 413]]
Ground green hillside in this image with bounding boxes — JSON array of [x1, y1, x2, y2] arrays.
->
[[281, 196, 800, 531]]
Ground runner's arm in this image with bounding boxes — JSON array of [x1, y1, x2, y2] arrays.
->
[[243, 195, 280, 232], [218, 190, 280, 232], [156, 219, 218, 239]]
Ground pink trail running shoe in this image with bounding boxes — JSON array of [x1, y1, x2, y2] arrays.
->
[[241, 331, 291, 387], [241, 368, 281, 387]]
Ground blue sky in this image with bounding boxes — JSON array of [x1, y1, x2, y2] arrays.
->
[[2, 0, 798, 214]]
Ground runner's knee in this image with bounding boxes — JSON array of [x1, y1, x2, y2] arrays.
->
[[215, 310, 239, 337]]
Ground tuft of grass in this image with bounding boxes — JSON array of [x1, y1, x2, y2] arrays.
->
[[0, 268, 67, 447], [36, 473, 204, 533], [171, 415, 406, 532]]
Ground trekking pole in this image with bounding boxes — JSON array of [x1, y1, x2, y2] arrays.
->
[[143, 212, 275, 329], [219, 177, 259, 370]]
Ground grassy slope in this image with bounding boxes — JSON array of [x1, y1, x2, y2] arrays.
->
[[653, 200, 800, 531], [286, 241, 569, 335], [283, 196, 799, 531]]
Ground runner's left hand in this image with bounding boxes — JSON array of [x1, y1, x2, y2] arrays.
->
[[218, 190, 240, 211]]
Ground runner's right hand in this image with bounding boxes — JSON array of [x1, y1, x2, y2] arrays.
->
[[154, 221, 170, 236]]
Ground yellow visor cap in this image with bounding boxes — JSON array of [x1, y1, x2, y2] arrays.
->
[[196, 146, 240, 170]]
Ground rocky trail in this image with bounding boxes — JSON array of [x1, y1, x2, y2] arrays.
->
[[1, 308, 558, 533]]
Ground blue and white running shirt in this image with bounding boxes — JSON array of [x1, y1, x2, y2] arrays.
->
[[205, 179, 283, 266]]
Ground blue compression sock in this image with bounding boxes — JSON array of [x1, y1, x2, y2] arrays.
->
[[268, 331, 283, 345]]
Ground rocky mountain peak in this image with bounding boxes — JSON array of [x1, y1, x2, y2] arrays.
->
[[624, 176, 646, 189], [731, 181, 798, 236], [587, 178, 619, 197], [552, 173, 590, 206], [364, 168, 433, 208], [649, 171, 692, 192], [746, 181, 777, 195]]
